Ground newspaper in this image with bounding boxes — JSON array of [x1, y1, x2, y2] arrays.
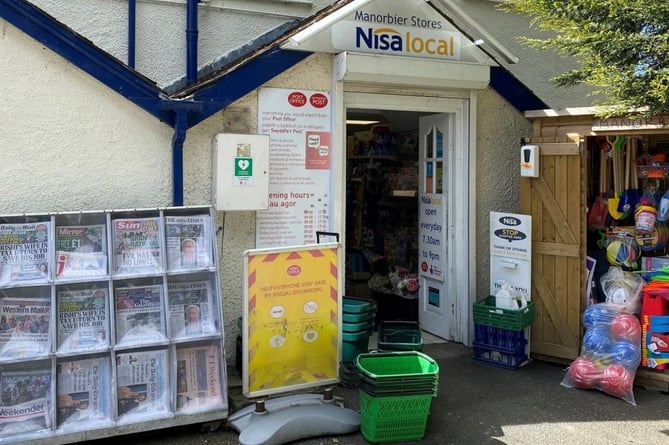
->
[[57, 288, 109, 353], [0, 298, 51, 359], [0, 222, 52, 285], [55, 224, 107, 279], [167, 281, 217, 339], [115, 285, 166, 345], [115, 349, 169, 419], [0, 370, 51, 436], [175, 344, 224, 413], [112, 217, 162, 275], [165, 215, 212, 271], [56, 357, 112, 429]]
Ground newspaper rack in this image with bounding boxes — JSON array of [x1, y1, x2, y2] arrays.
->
[[0, 206, 227, 445]]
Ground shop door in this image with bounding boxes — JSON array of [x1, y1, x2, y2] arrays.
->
[[520, 139, 584, 360], [418, 113, 453, 339]]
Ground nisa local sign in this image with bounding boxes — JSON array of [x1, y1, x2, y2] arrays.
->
[[332, 19, 461, 60]]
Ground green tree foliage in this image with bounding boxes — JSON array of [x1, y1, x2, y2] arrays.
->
[[501, 1, 669, 116]]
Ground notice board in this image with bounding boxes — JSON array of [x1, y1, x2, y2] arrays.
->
[[242, 243, 341, 397]]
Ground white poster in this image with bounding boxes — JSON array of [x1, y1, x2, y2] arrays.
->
[[256, 88, 332, 248], [418, 194, 445, 281]]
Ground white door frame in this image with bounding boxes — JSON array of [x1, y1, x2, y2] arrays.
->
[[333, 90, 476, 345]]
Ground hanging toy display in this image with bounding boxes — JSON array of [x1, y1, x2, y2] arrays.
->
[[605, 238, 639, 269]]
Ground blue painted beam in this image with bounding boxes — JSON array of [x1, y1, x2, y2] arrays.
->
[[490, 66, 548, 112], [0, 0, 172, 125], [179, 48, 312, 128]]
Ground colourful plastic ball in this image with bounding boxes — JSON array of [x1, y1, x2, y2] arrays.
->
[[568, 357, 599, 388], [583, 304, 616, 329], [599, 364, 633, 399], [582, 327, 611, 354], [610, 341, 641, 368], [610, 313, 642, 343]]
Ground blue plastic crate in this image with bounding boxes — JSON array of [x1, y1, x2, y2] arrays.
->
[[473, 324, 526, 350], [472, 344, 528, 369]]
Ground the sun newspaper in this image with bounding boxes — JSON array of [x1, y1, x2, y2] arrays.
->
[[56, 357, 113, 429], [55, 224, 107, 279], [115, 349, 170, 419], [57, 288, 109, 353], [167, 281, 217, 339], [0, 222, 52, 285], [112, 217, 162, 275], [114, 285, 166, 345], [165, 214, 212, 271], [0, 298, 51, 359], [0, 370, 51, 436], [175, 344, 224, 413]]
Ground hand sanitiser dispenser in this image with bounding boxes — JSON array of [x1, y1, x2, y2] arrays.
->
[[520, 145, 540, 177]]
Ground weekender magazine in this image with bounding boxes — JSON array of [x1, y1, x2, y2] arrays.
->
[[56, 357, 113, 429], [57, 288, 109, 353], [0, 370, 51, 436], [0, 222, 52, 285], [112, 217, 162, 275], [175, 344, 224, 413], [114, 285, 166, 345], [0, 297, 51, 359], [115, 349, 170, 420], [55, 224, 107, 279], [167, 281, 217, 339], [165, 215, 212, 271]]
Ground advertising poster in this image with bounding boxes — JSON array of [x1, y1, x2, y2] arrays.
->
[[256, 87, 332, 248], [418, 194, 445, 281], [243, 243, 341, 397]]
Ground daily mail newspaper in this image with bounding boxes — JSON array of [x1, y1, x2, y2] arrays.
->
[[0, 370, 51, 436], [56, 357, 112, 429], [115, 349, 169, 420], [57, 288, 109, 353], [112, 217, 162, 275], [115, 285, 166, 345], [165, 215, 212, 271], [0, 298, 51, 359], [0, 222, 52, 285], [55, 224, 107, 279], [167, 281, 217, 339], [175, 344, 224, 413]]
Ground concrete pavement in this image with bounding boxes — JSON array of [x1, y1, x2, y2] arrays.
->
[[93, 341, 668, 445]]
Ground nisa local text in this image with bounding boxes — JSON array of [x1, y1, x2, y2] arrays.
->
[[356, 26, 456, 58]]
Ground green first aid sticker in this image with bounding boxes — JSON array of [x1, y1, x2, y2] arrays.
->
[[235, 157, 253, 177]]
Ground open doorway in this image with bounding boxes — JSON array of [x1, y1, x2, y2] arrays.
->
[[344, 108, 426, 325]]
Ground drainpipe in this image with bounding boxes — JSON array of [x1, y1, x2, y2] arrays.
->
[[186, 0, 199, 84], [160, 98, 203, 206], [128, 0, 136, 68]]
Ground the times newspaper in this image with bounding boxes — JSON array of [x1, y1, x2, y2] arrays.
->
[[115, 349, 169, 419], [57, 288, 109, 353], [167, 281, 217, 339], [55, 224, 107, 279], [165, 215, 212, 271], [0, 370, 51, 436], [56, 357, 112, 429], [175, 344, 224, 413], [0, 222, 52, 285], [0, 298, 51, 359], [114, 285, 166, 345], [112, 217, 162, 275]]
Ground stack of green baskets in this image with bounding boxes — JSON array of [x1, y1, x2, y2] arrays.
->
[[340, 297, 376, 387], [355, 351, 439, 443]]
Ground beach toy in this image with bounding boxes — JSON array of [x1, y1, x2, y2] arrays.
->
[[599, 364, 634, 399], [610, 313, 641, 343], [568, 357, 599, 389]]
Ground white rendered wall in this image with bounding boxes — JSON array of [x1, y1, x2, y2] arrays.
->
[[27, 0, 332, 87], [0, 20, 173, 214]]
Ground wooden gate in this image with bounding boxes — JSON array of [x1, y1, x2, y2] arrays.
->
[[520, 137, 585, 361]]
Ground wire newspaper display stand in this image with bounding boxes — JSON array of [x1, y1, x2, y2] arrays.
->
[[0, 206, 227, 445]]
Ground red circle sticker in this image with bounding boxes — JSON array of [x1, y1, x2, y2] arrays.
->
[[287, 265, 302, 276], [310, 93, 328, 108], [421, 262, 429, 272], [287, 92, 307, 107]]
